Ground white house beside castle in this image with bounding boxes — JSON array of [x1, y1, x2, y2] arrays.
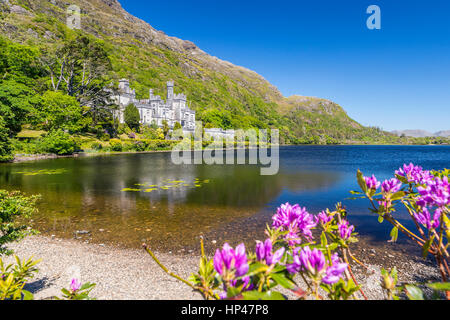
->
[[113, 79, 196, 131]]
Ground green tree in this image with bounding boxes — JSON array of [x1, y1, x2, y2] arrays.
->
[[40, 32, 114, 125], [162, 120, 170, 138], [0, 37, 42, 85], [173, 122, 182, 131], [37, 91, 87, 133], [124, 104, 140, 132], [0, 116, 12, 162], [0, 79, 39, 136], [39, 130, 80, 155]]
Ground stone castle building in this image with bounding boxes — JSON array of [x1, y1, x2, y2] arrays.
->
[[113, 79, 196, 131]]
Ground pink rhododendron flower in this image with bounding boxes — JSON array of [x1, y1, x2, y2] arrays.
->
[[214, 243, 249, 278], [364, 175, 381, 190], [287, 247, 347, 285], [70, 278, 81, 292], [272, 203, 317, 245], [338, 221, 355, 240], [256, 239, 285, 266]]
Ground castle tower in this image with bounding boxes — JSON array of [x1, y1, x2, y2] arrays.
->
[[167, 81, 174, 101], [119, 79, 130, 92]]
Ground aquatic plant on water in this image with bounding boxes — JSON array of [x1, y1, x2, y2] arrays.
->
[[144, 164, 449, 300]]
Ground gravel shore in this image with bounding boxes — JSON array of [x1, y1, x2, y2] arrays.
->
[[5, 236, 442, 300], [7, 236, 201, 300]]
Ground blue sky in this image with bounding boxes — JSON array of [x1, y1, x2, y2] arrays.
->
[[120, 0, 450, 132]]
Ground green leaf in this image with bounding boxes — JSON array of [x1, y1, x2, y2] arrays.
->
[[242, 290, 286, 301], [80, 282, 95, 291], [22, 290, 34, 300], [247, 262, 268, 277], [427, 282, 450, 291], [271, 272, 296, 290], [390, 191, 405, 201], [442, 214, 450, 239], [320, 232, 328, 247], [395, 174, 409, 184], [390, 227, 399, 242], [422, 236, 434, 259], [378, 215, 384, 224], [405, 285, 424, 300], [357, 170, 367, 193], [227, 287, 242, 299]]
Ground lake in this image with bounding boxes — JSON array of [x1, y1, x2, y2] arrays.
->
[[1, 145, 449, 252]]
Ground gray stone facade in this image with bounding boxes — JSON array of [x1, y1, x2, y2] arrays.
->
[[113, 79, 196, 131]]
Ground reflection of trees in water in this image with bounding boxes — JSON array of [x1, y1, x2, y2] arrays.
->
[[0, 153, 343, 250]]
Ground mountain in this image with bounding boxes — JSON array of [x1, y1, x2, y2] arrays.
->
[[392, 130, 450, 138], [435, 131, 450, 138], [0, 0, 399, 144], [392, 130, 434, 138]]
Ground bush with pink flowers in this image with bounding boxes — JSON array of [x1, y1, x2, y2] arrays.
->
[[145, 164, 449, 300]]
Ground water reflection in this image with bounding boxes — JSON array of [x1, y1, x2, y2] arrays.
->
[[0, 146, 448, 251]]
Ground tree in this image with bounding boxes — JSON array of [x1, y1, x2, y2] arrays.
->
[[0, 36, 42, 85], [124, 104, 140, 132], [162, 120, 170, 138], [0, 79, 39, 136], [173, 122, 182, 131], [0, 116, 12, 162], [40, 32, 114, 125], [39, 130, 79, 155], [37, 91, 88, 133]]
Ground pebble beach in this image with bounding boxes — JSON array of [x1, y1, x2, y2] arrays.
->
[[5, 236, 442, 300]]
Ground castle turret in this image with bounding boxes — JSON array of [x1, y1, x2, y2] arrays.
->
[[119, 79, 130, 92], [167, 81, 174, 101]]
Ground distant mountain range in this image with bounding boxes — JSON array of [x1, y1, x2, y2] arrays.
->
[[392, 130, 450, 138]]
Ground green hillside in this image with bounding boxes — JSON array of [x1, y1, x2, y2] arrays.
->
[[0, 0, 439, 153]]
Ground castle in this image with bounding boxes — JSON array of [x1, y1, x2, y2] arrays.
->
[[113, 79, 196, 131]]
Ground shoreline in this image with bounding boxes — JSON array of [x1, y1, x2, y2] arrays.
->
[[5, 235, 441, 300]]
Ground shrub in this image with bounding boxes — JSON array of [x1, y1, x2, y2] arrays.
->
[[37, 91, 86, 133], [124, 104, 140, 132], [0, 190, 39, 256], [89, 142, 103, 151], [145, 164, 450, 300], [109, 139, 122, 152], [99, 133, 111, 142], [0, 256, 39, 300], [354, 164, 450, 299], [39, 130, 79, 155], [132, 141, 146, 152], [58, 278, 96, 300]]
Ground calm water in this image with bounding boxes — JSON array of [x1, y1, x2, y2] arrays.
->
[[0, 146, 449, 252]]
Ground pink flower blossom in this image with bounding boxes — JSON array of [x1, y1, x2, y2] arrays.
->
[[70, 278, 81, 292], [364, 175, 381, 191], [214, 243, 249, 278], [272, 203, 317, 246], [338, 221, 355, 240]]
